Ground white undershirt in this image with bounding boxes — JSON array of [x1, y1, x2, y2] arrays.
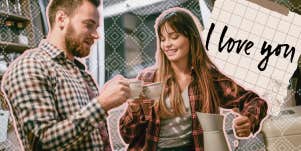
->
[[158, 87, 193, 148]]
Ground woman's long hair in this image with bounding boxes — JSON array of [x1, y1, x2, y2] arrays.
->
[[154, 7, 223, 118]]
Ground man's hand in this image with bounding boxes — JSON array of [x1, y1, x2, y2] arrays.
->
[[97, 75, 130, 112]]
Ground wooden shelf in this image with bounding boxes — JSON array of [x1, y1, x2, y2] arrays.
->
[[0, 11, 30, 23], [0, 41, 30, 53]]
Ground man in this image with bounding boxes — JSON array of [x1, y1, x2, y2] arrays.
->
[[1, 0, 130, 150]]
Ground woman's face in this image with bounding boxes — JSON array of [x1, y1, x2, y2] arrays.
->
[[159, 22, 190, 63]]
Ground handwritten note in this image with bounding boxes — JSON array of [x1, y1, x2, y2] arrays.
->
[[204, 0, 301, 114]]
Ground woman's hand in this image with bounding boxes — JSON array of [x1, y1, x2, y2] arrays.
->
[[233, 114, 252, 138], [127, 98, 142, 112]]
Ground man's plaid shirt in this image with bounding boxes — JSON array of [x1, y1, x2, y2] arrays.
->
[[119, 67, 268, 151], [1, 41, 111, 151]]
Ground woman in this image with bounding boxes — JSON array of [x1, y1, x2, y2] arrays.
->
[[119, 7, 267, 151]]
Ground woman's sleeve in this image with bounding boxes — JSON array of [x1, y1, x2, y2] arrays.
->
[[216, 76, 268, 133], [119, 103, 148, 144], [119, 70, 150, 145]]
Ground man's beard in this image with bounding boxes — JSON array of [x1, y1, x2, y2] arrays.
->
[[65, 24, 90, 58]]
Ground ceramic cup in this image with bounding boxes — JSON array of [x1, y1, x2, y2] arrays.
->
[[143, 82, 162, 100], [129, 80, 143, 99]]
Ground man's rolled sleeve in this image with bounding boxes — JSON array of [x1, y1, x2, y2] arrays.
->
[[74, 98, 107, 128]]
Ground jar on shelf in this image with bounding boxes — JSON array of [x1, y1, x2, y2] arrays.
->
[[1, 22, 13, 42], [8, 52, 19, 63], [16, 22, 28, 45], [4, 20, 17, 43]]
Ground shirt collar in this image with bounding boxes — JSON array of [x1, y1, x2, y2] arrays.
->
[[39, 40, 86, 70], [40, 40, 65, 59]]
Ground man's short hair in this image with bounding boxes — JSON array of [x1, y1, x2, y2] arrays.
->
[[47, 0, 100, 28]]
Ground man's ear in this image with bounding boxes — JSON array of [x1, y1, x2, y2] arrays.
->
[[55, 10, 69, 30]]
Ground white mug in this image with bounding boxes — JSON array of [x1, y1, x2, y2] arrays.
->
[[143, 82, 162, 100], [129, 80, 143, 99], [18, 34, 28, 45]]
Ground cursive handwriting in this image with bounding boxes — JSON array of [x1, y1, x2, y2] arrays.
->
[[206, 23, 296, 71]]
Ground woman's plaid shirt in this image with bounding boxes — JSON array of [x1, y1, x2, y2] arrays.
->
[[1, 41, 111, 151], [119, 67, 268, 151]]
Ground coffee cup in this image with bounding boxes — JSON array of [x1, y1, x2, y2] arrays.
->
[[129, 80, 143, 99], [143, 82, 162, 100]]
